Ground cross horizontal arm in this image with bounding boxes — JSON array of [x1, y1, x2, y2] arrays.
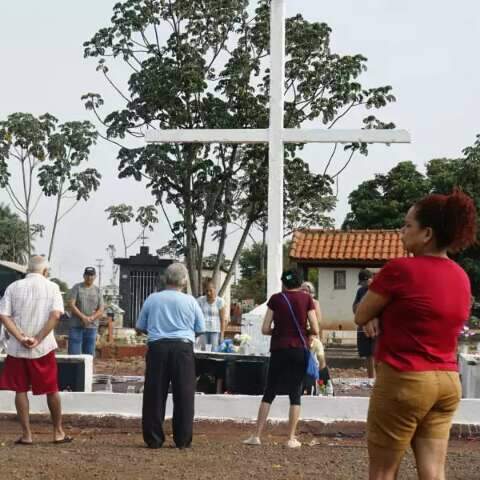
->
[[282, 128, 411, 144], [146, 128, 410, 144], [145, 129, 268, 144]]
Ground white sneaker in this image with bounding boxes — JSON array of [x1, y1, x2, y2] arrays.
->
[[286, 438, 301, 448], [243, 435, 261, 445]]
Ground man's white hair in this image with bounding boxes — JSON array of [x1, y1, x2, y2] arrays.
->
[[27, 255, 49, 273], [165, 262, 188, 287]]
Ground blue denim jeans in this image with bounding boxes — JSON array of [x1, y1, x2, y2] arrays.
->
[[68, 327, 97, 356], [198, 332, 220, 351]]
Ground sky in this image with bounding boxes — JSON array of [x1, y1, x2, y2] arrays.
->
[[1, 0, 479, 286]]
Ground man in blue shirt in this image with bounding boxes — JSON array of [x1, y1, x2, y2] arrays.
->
[[136, 263, 205, 449]]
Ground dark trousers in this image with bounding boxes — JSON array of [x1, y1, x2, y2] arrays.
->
[[262, 348, 306, 405], [142, 340, 196, 448]]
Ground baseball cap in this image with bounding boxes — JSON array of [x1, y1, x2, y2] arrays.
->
[[358, 269, 373, 285], [281, 269, 303, 289], [84, 267, 96, 276]]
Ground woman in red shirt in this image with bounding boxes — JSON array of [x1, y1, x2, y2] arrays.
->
[[243, 269, 319, 448], [355, 190, 477, 480]]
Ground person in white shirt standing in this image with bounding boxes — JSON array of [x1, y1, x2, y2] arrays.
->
[[196, 279, 227, 350], [0, 256, 72, 445]]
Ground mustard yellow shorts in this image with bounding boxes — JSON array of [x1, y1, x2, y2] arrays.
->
[[367, 362, 461, 450]]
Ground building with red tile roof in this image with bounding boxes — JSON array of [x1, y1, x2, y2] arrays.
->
[[289, 229, 408, 332], [290, 229, 408, 267]]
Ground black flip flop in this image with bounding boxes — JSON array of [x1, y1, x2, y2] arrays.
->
[[53, 436, 73, 444], [14, 438, 33, 445]]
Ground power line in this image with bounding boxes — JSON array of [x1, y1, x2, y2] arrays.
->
[[95, 258, 104, 291]]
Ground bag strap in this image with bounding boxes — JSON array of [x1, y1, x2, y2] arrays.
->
[[280, 293, 308, 350]]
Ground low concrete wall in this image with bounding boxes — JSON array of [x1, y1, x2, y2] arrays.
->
[[1, 392, 479, 425], [0, 354, 93, 393]]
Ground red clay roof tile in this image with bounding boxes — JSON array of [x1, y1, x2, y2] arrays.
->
[[290, 229, 408, 262]]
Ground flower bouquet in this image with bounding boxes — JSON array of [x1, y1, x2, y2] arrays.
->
[[232, 334, 252, 354]]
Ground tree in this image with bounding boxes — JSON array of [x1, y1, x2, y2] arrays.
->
[[83, 0, 396, 296], [0, 204, 32, 263], [0, 113, 100, 260], [50, 277, 70, 306], [106, 204, 159, 256], [343, 161, 429, 229], [235, 240, 296, 303], [343, 139, 480, 296], [38, 121, 100, 260], [0, 113, 55, 256]]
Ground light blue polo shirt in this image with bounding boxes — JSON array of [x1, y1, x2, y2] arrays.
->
[[136, 289, 205, 343]]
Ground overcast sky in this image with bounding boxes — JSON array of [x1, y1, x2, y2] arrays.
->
[[1, 1, 479, 286]]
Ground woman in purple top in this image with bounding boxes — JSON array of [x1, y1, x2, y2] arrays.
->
[[243, 269, 319, 448]]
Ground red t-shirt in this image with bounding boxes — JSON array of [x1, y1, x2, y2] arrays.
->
[[370, 256, 471, 372], [267, 290, 315, 351]]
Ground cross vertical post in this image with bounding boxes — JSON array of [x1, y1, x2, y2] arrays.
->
[[267, 0, 286, 297], [145, 2, 411, 301]]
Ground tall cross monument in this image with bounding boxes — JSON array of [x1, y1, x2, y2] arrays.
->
[[146, 0, 411, 297]]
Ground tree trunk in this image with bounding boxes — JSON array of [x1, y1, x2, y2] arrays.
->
[[183, 147, 198, 296], [219, 218, 255, 297], [25, 212, 31, 258], [120, 224, 128, 257], [260, 225, 267, 276], [212, 220, 228, 287], [20, 159, 32, 257], [48, 188, 63, 261], [213, 147, 236, 287]]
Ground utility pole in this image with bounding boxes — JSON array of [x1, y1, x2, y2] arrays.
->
[[95, 258, 104, 291]]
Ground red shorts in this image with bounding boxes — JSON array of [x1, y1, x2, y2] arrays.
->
[[0, 351, 58, 395]]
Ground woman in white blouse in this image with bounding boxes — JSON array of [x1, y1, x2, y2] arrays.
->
[[197, 279, 227, 350]]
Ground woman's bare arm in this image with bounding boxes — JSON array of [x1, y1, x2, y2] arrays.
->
[[307, 309, 319, 336], [261, 308, 274, 335], [354, 290, 390, 326]]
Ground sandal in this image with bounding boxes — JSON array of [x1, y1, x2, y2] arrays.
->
[[53, 436, 73, 444], [14, 438, 33, 445]]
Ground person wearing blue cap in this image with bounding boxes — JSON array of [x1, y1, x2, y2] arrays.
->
[[67, 267, 104, 356]]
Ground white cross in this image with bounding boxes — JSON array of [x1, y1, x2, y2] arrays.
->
[[146, 0, 410, 297]]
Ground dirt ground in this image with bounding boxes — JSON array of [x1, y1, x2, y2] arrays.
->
[[0, 416, 479, 480]]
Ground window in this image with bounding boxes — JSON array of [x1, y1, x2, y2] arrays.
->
[[334, 270, 346, 290]]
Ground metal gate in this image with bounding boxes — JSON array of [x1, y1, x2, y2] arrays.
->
[[128, 270, 160, 327]]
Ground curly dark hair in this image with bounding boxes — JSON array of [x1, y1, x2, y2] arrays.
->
[[414, 189, 477, 253]]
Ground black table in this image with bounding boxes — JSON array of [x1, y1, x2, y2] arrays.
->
[[194, 352, 270, 395]]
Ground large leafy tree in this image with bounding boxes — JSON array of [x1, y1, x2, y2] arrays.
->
[[343, 138, 480, 296], [343, 161, 430, 229], [0, 113, 55, 256], [0, 113, 100, 260], [83, 0, 396, 296], [0, 204, 33, 264], [234, 240, 312, 304], [38, 121, 100, 260]]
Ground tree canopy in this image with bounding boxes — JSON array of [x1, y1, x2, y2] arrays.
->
[[0, 204, 33, 264], [343, 136, 480, 296], [0, 113, 100, 260], [83, 0, 396, 296]]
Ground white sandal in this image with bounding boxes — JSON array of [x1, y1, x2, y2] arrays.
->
[[242, 435, 261, 445], [286, 438, 301, 448]]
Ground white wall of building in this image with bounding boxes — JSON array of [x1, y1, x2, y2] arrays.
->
[[317, 267, 363, 331]]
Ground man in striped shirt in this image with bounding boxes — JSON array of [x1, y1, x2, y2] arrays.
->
[[0, 256, 72, 445]]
